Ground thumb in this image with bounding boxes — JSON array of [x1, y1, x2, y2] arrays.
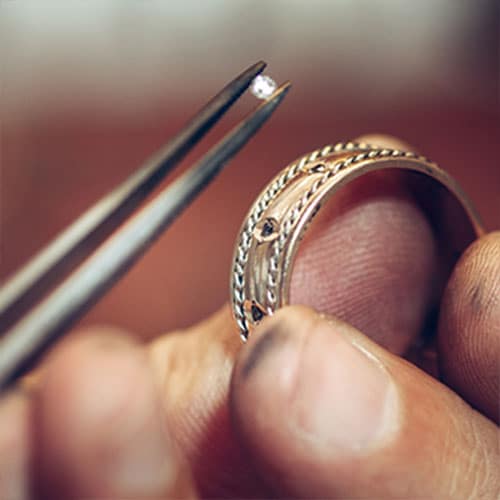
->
[[231, 306, 499, 499]]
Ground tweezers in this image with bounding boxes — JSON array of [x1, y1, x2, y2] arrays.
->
[[0, 61, 290, 391]]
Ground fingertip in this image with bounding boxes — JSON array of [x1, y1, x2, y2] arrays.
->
[[289, 169, 439, 355], [289, 136, 439, 355], [438, 231, 500, 422], [34, 328, 194, 498], [232, 306, 401, 495], [231, 306, 498, 499]]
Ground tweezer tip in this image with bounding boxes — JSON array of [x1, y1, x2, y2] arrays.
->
[[275, 81, 292, 95], [228, 61, 267, 98], [243, 60, 267, 80], [254, 60, 267, 71], [265, 81, 292, 105]]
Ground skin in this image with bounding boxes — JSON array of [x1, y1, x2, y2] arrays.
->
[[0, 136, 498, 499]]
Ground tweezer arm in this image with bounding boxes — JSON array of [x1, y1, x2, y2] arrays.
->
[[0, 61, 266, 331], [0, 82, 290, 391]]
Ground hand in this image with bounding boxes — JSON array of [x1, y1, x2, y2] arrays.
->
[[1, 137, 498, 499]]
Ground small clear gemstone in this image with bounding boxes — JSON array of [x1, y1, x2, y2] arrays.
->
[[250, 75, 277, 100]]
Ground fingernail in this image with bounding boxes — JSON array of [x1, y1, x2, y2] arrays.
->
[[240, 321, 290, 379], [243, 307, 399, 455]]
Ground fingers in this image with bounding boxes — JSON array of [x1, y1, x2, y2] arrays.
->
[[144, 134, 461, 495], [149, 306, 270, 497], [144, 134, 493, 497], [0, 391, 30, 500], [231, 306, 499, 499], [438, 231, 500, 423], [290, 135, 439, 355], [33, 328, 196, 499]]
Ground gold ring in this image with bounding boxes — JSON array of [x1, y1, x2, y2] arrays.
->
[[230, 141, 483, 341]]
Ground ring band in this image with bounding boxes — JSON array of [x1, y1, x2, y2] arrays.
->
[[230, 141, 483, 341]]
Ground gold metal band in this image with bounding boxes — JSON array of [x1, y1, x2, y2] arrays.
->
[[230, 142, 483, 341]]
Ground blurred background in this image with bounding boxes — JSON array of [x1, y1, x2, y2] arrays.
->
[[1, 0, 499, 339]]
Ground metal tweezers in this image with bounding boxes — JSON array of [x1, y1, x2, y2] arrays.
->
[[0, 61, 290, 391]]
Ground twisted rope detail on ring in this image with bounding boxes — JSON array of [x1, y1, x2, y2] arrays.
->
[[231, 143, 434, 339], [231, 142, 370, 335]]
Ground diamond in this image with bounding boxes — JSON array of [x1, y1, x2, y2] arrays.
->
[[250, 75, 277, 100]]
